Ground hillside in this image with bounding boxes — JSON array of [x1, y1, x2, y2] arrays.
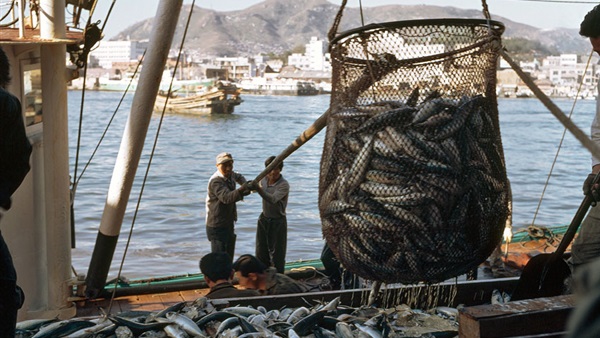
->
[[110, 0, 588, 57]]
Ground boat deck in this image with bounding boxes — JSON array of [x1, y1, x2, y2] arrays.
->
[[72, 226, 571, 318], [75, 288, 211, 317]]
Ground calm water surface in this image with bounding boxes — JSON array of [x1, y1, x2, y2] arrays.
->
[[68, 91, 596, 279]]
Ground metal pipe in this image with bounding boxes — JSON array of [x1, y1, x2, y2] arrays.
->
[[85, 0, 184, 298]]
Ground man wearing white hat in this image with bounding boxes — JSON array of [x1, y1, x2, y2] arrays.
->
[[205, 152, 251, 260]]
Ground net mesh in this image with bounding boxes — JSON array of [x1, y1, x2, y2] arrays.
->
[[319, 19, 510, 284]]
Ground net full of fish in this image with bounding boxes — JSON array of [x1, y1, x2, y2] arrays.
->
[[320, 19, 509, 284]]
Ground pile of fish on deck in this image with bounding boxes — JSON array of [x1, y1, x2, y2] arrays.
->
[[16, 296, 460, 337]]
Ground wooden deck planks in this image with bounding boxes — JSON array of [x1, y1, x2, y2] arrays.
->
[[75, 288, 211, 317]]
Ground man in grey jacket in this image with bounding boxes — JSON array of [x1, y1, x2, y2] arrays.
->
[[252, 156, 289, 273], [205, 152, 251, 260]]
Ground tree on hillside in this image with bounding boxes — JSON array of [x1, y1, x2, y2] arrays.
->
[[266, 45, 306, 65], [503, 37, 560, 62]]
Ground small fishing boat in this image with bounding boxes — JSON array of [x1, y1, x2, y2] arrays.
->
[[154, 82, 243, 115]]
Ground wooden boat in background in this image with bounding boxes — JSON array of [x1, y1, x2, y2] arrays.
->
[[154, 81, 243, 115]]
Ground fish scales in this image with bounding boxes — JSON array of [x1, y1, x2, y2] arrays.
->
[[412, 98, 455, 124], [365, 170, 410, 186], [339, 135, 374, 201], [351, 106, 415, 135]]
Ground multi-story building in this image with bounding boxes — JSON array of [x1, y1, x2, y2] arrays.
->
[[212, 57, 255, 81], [288, 36, 331, 72], [89, 39, 148, 69]]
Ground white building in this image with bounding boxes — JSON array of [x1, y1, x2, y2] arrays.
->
[[288, 36, 331, 72], [89, 40, 148, 69], [541, 54, 579, 86]]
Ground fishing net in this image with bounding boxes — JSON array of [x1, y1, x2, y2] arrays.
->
[[319, 19, 510, 284]]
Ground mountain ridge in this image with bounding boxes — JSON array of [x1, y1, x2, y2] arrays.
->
[[110, 0, 588, 57]]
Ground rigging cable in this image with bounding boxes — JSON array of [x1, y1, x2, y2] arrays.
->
[[529, 49, 594, 232], [69, 0, 121, 275], [74, 51, 146, 188], [0, 0, 16, 24], [106, 0, 197, 313], [72, 0, 116, 193]]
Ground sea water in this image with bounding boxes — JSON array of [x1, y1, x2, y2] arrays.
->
[[68, 91, 596, 279]]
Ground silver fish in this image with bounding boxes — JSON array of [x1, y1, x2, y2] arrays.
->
[[32, 320, 96, 338], [164, 324, 189, 338], [165, 312, 204, 337]]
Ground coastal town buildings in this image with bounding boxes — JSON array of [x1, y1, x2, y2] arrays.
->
[[88, 39, 148, 69], [76, 36, 599, 99], [498, 53, 599, 98]]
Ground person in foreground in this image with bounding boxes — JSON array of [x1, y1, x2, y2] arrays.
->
[[205, 152, 252, 260], [252, 156, 289, 273], [199, 252, 260, 299], [565, 6, 600, 337], [573, 5, 600, 271], [232, 254, 309, 295], [0, 46, 32, 337]]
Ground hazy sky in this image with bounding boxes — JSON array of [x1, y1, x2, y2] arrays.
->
[[92, 0, 597, 39]]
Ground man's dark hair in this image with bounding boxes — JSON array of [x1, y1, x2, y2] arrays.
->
[[200, 252, 233, 282], [0, 47, 11, 88], [265, 156, 283, 170], [580, 5, 600, 38], [232, 254, 267, 277]]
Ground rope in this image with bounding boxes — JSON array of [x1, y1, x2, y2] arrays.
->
[[72, 0, 119, 191], [106, 0, 196, 314], [481, 0, 491, 20], [74, 51, 146, 188], [529, 49, 594, 228], [359, 0, 364, 26], [328, 0, 347, 44], [0, 0, 15, 22]]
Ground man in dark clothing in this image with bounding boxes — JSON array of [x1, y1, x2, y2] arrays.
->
[[200, 252, 260, 299], [233, 254, 308, 295], [0, 46, 32, 337], [205, 152, 251, 260]]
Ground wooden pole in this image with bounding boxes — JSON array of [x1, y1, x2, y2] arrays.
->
[[500, 49, 600, 161], [253, 108, 330, 183], [85, 0, 184, 299]]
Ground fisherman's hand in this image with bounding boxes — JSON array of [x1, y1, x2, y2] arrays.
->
[[583, 173, 600, 204], [246, 180, 257, 191], [238, 182, 252, 196]]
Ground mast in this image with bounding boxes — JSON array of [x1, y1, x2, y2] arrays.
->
[[85, 0, 184, 298]]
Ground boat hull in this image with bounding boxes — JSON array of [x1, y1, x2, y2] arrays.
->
[[153, 90, 242, 115]]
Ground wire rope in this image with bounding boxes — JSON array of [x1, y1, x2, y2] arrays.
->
[[529, 49, 594, 228], [72, 1, 116, 192]]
